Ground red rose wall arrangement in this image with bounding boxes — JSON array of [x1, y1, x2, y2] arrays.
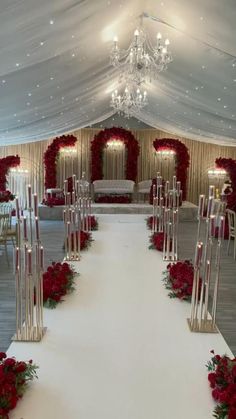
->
[[207, 350, 236, 419], [44, 135, 77, 190], [0, 352, 38, 419], [42, 262, 77, 309], [90, 127, 139, 182], [162, 260, 199, 301], [153, 138, 190, 201], [0, 155, 20, 203]]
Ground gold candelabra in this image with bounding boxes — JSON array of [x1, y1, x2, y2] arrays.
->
[[63, 174, 92, 261], [188, 185, 225, 333], [152, 173, 181, 261], [12, 187, 46, 342]]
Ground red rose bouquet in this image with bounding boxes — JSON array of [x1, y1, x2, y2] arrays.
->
[[88, 215, 98, 231], [207, 350, 236, 419], [0, 352, 38, 419], [146, 216, 159, 230], [43, 262, 76, 309], [149, 232, 164, 251], [162, 260, 197, 301]]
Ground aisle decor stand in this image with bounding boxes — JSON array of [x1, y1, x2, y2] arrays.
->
[[63, 172, 92, 261], [152, 172, 182, 261], [188, 185, 225, 333], [13, 186, 46, 342]]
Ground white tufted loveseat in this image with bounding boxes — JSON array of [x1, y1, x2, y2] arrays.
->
[[93, 180, 135, 198]]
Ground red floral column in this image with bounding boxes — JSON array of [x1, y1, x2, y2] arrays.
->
[[153, 138, 190, 200], [90, 127, 139, 182]]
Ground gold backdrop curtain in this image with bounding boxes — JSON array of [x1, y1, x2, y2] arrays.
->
[[1, 128, 236, 204]]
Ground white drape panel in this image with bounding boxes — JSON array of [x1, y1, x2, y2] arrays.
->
[[0, 1, 235, 145], [1, 128, 236, 205], [103, 147, 126, 180]]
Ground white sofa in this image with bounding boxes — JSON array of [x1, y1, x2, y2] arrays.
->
[[93, 180, 135, 197], [137, 180, 152, 201]]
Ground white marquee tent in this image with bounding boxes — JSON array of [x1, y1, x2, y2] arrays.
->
[[0, 0, 236, 145]]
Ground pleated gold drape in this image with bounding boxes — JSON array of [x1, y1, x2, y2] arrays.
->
[[1, 128, 236, 204]]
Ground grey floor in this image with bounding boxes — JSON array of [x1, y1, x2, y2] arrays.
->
[[0, 219, 235, 354]]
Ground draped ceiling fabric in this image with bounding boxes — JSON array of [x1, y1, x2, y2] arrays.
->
[[0, 0, 235, 146]]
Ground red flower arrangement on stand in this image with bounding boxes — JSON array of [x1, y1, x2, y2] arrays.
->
[[149, 232, 165, 251], [0, 352, 38, 419], [153, 138, 190, 201], [207, 350, 236, 419], [44, 135, 77, 190], [42, 262, 76, 309], [91, 127, 139, 182], [162, 260, 198, 300]]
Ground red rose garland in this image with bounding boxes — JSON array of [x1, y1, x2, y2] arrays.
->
[[0, 352, 38, 418], [207, 350, 236, 419], [91, 127, 139, 182], [0, 155, 20, 191], [153, 138, 190, 200], [44, 135, 77, 190], [95, 195, 131, 204]]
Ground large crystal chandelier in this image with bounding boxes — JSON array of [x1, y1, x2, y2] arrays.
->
[[110, 84, 148, 118], [110, 27, 172, 85]]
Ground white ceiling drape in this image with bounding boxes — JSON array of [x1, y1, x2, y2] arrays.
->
[[0, 0, 236, 146]]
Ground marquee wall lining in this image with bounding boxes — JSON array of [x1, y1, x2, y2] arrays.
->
[[1, 128, 236, 204]]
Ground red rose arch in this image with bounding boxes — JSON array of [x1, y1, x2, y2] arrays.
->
[[0, 155, 20, 191], [44, 135, 77, 189], [91, 127, 139, 182], [153, 138, 190, 200]]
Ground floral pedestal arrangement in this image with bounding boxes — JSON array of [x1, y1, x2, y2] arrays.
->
[[0, 352, 38, 419], [207, 350, 236, 419], [149, 232, 164, 251], [42, 262, 76, 308], [162, 260, 196, 300]]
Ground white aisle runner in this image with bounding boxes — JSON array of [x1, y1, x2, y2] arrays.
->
[[8, 215, 232, 419]]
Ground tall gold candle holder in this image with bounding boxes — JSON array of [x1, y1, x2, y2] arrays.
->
[[187, 186, 225, 333], [12, 190, 46, 342], [162, 176, 181, 261]]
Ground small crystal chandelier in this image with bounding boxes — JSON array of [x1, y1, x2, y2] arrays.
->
[[110, 84, 148, 118], [208, 168, 227, 179], [110, 27, 172, 85]]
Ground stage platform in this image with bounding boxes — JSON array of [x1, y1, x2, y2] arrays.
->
[[38, 201, 198, 221]]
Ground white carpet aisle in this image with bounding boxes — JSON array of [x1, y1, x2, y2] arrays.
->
[[8, 215, 232, 419]]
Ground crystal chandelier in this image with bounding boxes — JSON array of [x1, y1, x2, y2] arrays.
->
[[110, 84, 148, 118], [208, 168, 227, 179], [110, 27, 172, 85]]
